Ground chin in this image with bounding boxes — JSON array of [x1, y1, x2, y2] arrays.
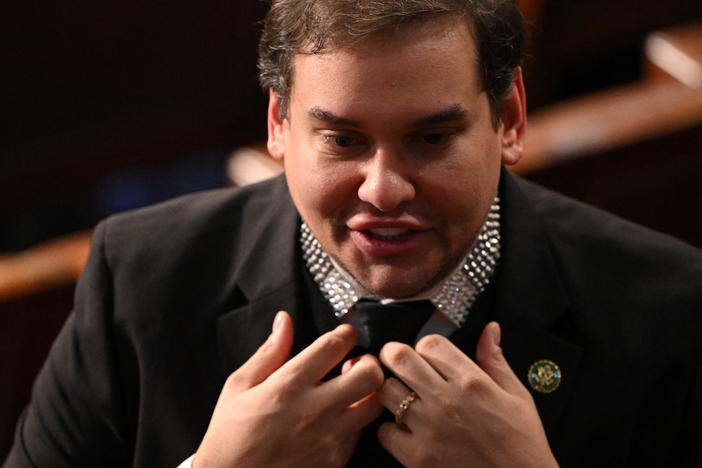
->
[[358, 268, 436, 299]]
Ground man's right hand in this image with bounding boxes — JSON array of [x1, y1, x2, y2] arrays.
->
[[193, 311, 384, 468]]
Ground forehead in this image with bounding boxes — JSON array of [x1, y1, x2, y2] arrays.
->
[[288, 15, 483, 122]]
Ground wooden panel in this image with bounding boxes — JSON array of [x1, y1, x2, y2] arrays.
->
[[523, 0, 702, 109], [0, 231, 91, 303], [644, 22, 702, 86], [519, 82, 702, 173]]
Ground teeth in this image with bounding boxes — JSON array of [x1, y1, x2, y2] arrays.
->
[[368, 228, 409, 239]]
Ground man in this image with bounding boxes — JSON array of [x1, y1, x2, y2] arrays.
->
[[5, 0, 701, 467]]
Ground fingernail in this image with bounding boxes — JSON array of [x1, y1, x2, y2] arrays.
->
[[342, 357, 360, 374], [272, 311, 284, 333], [492, 322, 501, 347]]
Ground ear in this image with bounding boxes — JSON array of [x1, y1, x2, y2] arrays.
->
[[500, 67, 527, 166], [267, 89, 286, 161]]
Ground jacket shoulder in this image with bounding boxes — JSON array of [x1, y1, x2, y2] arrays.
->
[[104, 176, 286, 238], [513, 176, 702, 362], [515, 176, 702, 273], [516, 176, 702, 330], [96, 176, 291, 268]]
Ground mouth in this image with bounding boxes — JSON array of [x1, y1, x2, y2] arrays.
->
[[346, 215, 432, 256], [350, 226, 431, 256], [364, 228, 415, 240]]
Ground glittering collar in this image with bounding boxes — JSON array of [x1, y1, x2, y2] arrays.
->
[[300, 198, 501, 328]]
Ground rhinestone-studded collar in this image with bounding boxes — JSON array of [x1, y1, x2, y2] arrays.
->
[[300, 198, 501, 327]]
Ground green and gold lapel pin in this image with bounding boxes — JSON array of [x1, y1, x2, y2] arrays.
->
[[527, 360, 562, 394]]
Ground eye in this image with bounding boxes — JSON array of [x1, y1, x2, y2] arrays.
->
[[414, 130, 456, 146], [323, 134, 358, 148], [422, 133, 447, 145], [319, 132, 368, 156]]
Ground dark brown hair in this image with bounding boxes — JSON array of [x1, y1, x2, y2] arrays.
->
[[258, 0, 524, 121]]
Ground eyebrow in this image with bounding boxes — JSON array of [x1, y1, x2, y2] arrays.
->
[[308, 107, 360, 127], [411, 105, 468, 127], [307, 104, 468, 128]]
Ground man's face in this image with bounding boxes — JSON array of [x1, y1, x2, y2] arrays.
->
[[268, 14, 525, 298]]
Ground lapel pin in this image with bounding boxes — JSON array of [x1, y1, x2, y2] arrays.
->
[[527, 360, 562, 394]]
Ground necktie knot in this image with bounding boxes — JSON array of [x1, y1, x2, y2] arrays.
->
[[353, 299, 434, 355]]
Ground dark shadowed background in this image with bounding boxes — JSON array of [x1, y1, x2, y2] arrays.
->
[[2, 0, 702, 461]]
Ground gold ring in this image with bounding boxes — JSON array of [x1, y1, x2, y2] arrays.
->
[[395, 391, 417, 424]]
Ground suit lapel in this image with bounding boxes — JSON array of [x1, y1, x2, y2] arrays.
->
[[490, 170, 583, 438], [215, 176, 311, 377], [217, 286, 303, 377]]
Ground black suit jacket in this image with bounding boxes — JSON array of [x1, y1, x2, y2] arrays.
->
[[6, 171, 702, 467]]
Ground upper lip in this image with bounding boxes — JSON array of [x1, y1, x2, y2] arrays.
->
[[347, 215, 430, 231]]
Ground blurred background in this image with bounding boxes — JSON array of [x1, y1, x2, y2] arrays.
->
[[2, 0, 702, 460]]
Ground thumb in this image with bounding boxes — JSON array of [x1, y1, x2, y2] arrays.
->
[[475, 322, 525, 396], [227, 311, 294, 392]]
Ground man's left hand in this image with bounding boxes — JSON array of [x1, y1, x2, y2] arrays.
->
[[377, 322, 559, 468]]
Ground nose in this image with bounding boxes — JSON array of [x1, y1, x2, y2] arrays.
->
[[357, 149, 416, 212]]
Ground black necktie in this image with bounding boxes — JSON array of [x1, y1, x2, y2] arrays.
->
[[353, 299, 435, 355]]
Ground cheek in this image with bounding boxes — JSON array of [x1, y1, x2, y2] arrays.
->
[[426, 152, 498, 200], [419, 144, 501, 234], [287, 158, 360, 221]]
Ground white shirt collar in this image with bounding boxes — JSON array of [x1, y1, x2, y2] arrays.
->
[[300, 196, 501, 327]]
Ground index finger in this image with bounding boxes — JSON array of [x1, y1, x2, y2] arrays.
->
[[277, 323, 359, 384]]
